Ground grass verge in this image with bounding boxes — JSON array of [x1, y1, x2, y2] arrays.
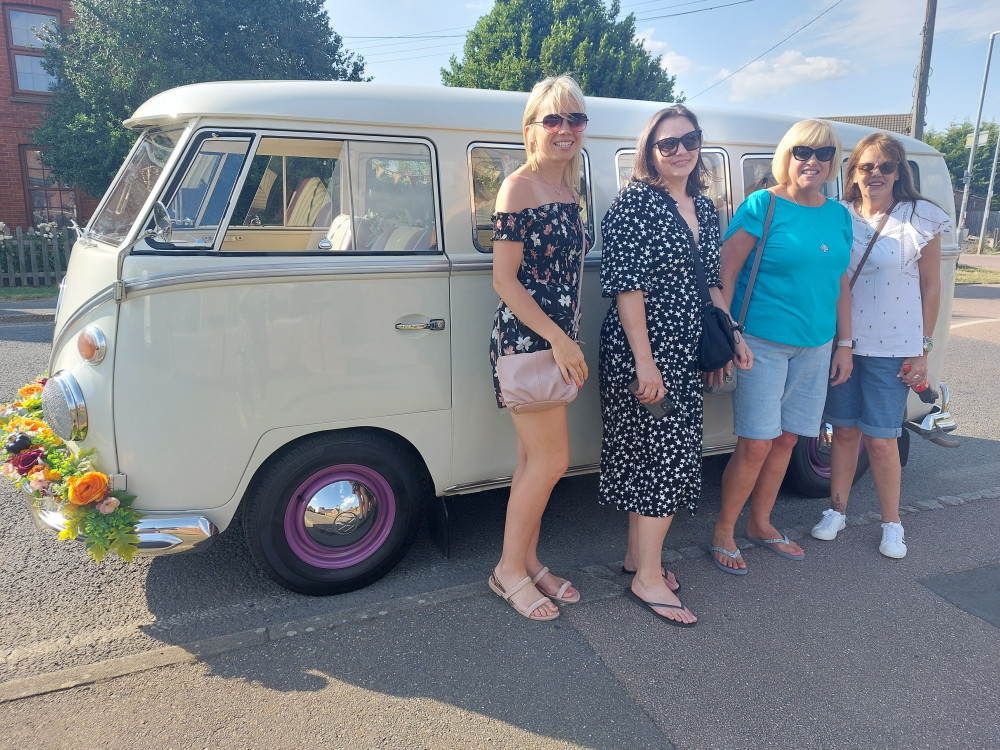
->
[[956, 264, 1000, 285], [0, 285, 58, 302]]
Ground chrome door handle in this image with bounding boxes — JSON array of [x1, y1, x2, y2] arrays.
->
[[395, 318, 446, 331]]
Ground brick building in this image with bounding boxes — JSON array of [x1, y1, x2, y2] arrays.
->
[[1, 0, 96, 230]]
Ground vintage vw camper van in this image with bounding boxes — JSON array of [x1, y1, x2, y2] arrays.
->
[[37, 82, 958, 594]]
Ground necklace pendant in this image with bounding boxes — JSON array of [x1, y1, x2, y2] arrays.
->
[[821, 243, 829, 253]]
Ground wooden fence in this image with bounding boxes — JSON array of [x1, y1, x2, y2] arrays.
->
[[0, 227, 72, 288]]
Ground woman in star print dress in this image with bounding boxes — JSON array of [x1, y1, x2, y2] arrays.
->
[[599, 105, 726, 626], [487, 75, 589, 622]]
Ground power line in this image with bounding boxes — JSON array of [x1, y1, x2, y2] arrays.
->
[[636, 0, 759, 22], [687, 0, 848, 101]]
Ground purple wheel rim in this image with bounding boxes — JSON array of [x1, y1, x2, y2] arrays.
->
[[283, 463, 396, 569], [805, 437, 833, 480]]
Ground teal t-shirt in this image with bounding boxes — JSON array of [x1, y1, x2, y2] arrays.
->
[[727, 190, 851, 347]]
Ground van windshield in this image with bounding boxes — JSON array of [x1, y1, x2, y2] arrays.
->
[[89, 127, 185, 244]]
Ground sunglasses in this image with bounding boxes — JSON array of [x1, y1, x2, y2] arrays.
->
[[791, 145, 836, 162], [856, 161, 898, 175], [531, 113, 589, 133], [654, 129, 703, 157]]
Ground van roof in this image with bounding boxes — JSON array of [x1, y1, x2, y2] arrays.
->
[[125, 80, 940, 155]]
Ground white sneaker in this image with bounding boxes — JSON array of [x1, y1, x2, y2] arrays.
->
[[879, 522, 907, 558], [811, 509, 846, 540]]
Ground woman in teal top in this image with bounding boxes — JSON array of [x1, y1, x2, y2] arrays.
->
[[711, 119, 853, 574]]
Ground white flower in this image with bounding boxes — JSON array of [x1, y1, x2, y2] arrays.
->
[[501, 306, 514, 323], [530, 232, 541, 246], [515, 335, 532, 351], [559, 294, 571, 307]]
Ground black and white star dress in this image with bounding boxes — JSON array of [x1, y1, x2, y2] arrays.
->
[[598, 181, 722, 517]]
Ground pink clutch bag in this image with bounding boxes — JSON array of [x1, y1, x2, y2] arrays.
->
[[496, 349, 578, 414]]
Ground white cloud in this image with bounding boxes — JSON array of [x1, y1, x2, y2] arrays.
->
[[724, 49, 851, 103], [635, 28, 695, 76]]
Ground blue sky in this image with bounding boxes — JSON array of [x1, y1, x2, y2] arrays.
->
[[324, 0, 1000, 135]]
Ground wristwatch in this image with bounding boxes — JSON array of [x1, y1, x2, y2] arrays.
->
[[922, 336, 933, 353], [836, 339, 855, 349]]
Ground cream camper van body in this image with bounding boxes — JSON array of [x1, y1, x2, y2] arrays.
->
[[37, 82, 958, 594]]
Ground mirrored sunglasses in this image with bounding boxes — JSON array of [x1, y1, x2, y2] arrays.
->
[[791, 145, 836, 162], [654, 129, 703, 157], [532, 113, 589, 133], [856, 161, 898, 175]]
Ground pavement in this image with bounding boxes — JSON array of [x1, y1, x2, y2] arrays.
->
[[1, 486, 998, 749]]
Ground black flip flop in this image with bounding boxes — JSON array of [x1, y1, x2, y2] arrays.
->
[[620, 565, 681, 593], [625, 589, 697, 628]]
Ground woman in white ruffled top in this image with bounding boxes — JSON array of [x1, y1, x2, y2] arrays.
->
[[811, 131, 951, 558]]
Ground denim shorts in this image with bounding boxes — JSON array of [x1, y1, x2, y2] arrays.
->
[[824, 355, 908, 438], [733, 333, 832, 439]]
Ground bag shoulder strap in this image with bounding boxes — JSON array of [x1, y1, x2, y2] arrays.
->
[[661, 192, 713, 307], [849, 201, 896, 289], [737, 190, 776, 328]]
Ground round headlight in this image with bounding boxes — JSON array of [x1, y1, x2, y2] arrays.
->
[[77, 326, 106, 364], [42, 371, 88, 441]]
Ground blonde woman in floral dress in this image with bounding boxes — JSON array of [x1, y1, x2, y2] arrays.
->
[[488, 75, 589, 621]]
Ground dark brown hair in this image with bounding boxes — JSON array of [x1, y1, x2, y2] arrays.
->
[[631, 104, 708, 196], [843, 131, 927, 205]]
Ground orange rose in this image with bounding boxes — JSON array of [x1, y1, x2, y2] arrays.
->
[[18, 384, 42, 399], [66, 471, 109, 506]]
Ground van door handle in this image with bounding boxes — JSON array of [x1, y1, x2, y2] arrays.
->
[[395, 318, 446, 331]]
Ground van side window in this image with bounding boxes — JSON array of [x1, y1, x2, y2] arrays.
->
[[158, 135, 254, 245], [615, 149, 730, 235], [469, 144, 593, 253], [153, 134, 437, 254], [350, 144, 437, 252], [744, 154, 838, 203]]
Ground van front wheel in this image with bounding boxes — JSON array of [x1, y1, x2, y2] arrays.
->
[[243, 430, 424, 595]]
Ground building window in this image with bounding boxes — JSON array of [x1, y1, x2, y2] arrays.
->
[[5, 6, 59, 95], [21, 147, 77, 226]]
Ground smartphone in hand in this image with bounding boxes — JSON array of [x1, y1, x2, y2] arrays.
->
[[628, 378, 675, 418]]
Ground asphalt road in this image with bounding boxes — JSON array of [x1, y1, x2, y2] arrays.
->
[[0, 284, 997, 749]]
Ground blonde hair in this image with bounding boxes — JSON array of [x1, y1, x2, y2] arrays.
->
[[771, 119, 842, 186], [522, 75, 586, 191]]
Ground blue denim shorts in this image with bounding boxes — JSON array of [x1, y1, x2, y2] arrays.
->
[[733, 333, 832, 439], [824, 355, 908, 438]]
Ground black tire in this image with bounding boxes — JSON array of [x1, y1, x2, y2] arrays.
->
[[243, 429, 425, 595], [784, 425, 871, 498]]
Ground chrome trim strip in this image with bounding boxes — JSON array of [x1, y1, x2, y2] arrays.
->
[[122, 257, 452, 295], [32, 506, 218, 556], [443, 462, 601, 495], [50, 287, 116, 372], [449, 254, 602, 274]]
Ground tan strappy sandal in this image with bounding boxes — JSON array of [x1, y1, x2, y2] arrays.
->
[[488, 570, 559, 621], [531, 566, 581, 604]]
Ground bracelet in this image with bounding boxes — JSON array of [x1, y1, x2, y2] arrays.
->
[[836, 339, 855, 349]]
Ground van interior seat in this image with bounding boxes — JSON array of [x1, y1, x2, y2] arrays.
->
[[285, 177, 332, 227], [370, 226, 432, 252], [326, 214, 372, 251]]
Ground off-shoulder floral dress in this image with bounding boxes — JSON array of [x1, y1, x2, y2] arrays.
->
[[599, 182, 721, 517], [490, 202, 588, 408]]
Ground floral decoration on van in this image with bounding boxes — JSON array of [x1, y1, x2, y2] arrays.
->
[[1, 377, 141, 563]]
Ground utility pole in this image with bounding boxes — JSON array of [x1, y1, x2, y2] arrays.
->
[[910, 0, 937, 141], [958, 30, 1000, 238]]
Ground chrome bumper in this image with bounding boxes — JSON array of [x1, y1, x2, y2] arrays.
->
[[32, 506, 218, 555]]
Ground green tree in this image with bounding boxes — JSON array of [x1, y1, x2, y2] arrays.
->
[[924, 120, 1000, 211], [442, 0, 680, 101], [34, 0, 367, 197]]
